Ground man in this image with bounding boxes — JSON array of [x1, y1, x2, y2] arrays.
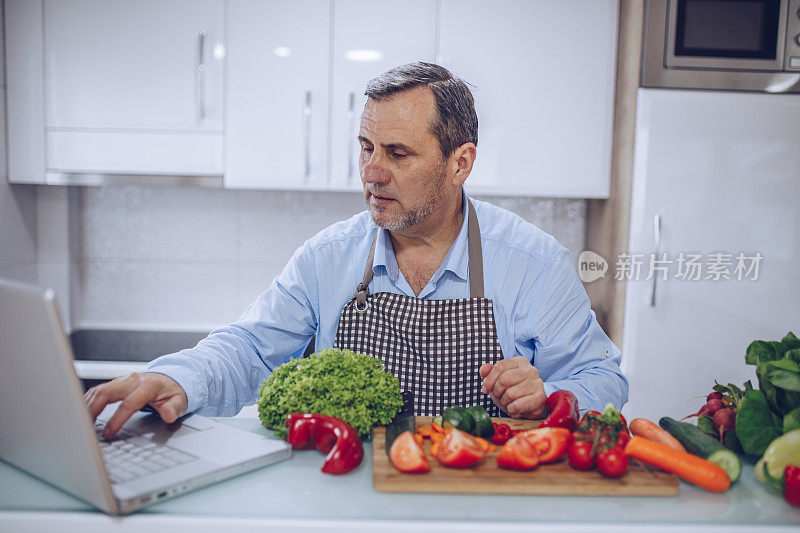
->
[[86, 62, 628, 438]]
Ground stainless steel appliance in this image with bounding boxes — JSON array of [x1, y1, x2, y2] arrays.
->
[[642, 0, 800, 92]]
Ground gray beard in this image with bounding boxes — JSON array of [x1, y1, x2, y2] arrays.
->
[[369, 197, 437, 231], [367, 164, 446, 231]]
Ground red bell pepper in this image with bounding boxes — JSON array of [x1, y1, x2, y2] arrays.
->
[[785, 465, 800, 506], [285, 413, 364, 475], [491, 422, 512, 445], [538, 390, 580, 431]]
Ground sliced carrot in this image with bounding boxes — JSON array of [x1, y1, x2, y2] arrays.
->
[[629, 418, 686, 453], [417, 426, 432, 438], [413, 433, 424, 447], [430, 440, 440, 459], [488, 444, 497, 454], [471, 436, 491, 453], [431, 422, 444, 434], [624, 436, 730, 493]]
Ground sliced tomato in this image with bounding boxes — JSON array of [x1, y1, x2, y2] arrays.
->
[[437, 429, 486, 468], [389, 431, 430, 473], [516, 427, 570, 463], [496, 434, 540, 471]]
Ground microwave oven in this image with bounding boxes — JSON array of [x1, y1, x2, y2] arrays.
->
[[642, 0, 800, 93]]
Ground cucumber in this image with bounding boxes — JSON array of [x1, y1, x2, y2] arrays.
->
[[467, 405, 494, 438], [442, 406, 474, 434], [659, 417, 741, 483]]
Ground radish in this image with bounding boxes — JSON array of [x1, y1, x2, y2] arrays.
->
[[712, 408, 736, 443], [707, 392, 723, 402], [681, 398, 725, 420]]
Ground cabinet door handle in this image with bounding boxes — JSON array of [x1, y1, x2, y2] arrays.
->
[[347, 92, 355, 183], [304, 91, 312, 181], [197, 31, 207, 122], [650, 213, 662, 307]]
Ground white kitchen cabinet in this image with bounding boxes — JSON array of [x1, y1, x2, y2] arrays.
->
[[621, 89, 800, 422], [6, 0, 225, 182], [224, 0, 330, 190], [328, 0, 437, 191], [438, 0, 618, 198]]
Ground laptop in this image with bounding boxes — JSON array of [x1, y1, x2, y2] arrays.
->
[[0, 278, 291, 515]]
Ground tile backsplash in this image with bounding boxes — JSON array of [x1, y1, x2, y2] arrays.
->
[[63, 186, 586, 331]]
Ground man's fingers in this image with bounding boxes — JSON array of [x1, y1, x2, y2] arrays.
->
[[153, 394, 188, 424], [480, 357, 529, 394], [101, 386, 153, 438], [85, 375, 139, 421], [506, 392, 547, 419], [479, 363, 493, 379]]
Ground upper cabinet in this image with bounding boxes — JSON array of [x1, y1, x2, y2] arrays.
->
[[439, 0, 619, 198], [327, 0, 437, 191], [5, 0, 618, 198], [7, 0, 225, 183], [225, 0, 330, 190]]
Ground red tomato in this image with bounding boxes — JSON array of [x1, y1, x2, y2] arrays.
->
[[389, 431, 430, 473], [497, 434, 540, 471], [437, 429, 486, 468], [516, 427, 570, 463], [596, 447, 628, 478], [567, 440, 595, 470]]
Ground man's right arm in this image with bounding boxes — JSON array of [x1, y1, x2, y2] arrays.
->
[[85, 241, 320, 436]]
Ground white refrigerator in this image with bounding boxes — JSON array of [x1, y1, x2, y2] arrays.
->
[[621, 88, 800, 422]]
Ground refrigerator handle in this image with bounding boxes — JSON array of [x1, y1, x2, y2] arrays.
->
[[650, 213, 662, 307]]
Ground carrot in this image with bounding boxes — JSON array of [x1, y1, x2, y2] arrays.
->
[[431, 422, 444, 434], [624, 436, 731, 493], [429, 440, 440, 459], [630, 418, 686, 453], [472, 436, 491, 453], [417, 426, 432, 438], [413, 433, 424, 447]]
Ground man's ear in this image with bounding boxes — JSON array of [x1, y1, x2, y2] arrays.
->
[[449, 142, 477, 186]]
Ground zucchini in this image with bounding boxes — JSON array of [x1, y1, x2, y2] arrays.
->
[[467, 405, 494, 438], [659, 417, 741, 483], [442, 406, 473, 433]]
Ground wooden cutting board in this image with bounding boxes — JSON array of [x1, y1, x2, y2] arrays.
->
[[373, 416, 679, 496]]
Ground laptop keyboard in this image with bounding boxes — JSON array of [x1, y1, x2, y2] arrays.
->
[[94, 422, 199, 485]]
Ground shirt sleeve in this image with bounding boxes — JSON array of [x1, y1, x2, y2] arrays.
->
[[529, 247, 629, 413], [145, 241, 319, 416]]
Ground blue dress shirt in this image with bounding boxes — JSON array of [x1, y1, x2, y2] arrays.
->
[[147, 194, 629, 416]]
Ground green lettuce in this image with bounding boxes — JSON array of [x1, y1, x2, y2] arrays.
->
[[257, 348, 403, 438]]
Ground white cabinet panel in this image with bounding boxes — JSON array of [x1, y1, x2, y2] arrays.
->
[[225, 0, 330, 189], [46, 132, 223, 176], [5, 0, 46, 183], [622, 89, 800, 422], [44, 0, 224, 132], [439, 0, 617, 198], [328, 0, 437, 190]]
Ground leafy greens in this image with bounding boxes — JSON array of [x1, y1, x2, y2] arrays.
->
[[257, 348, 403, 438]]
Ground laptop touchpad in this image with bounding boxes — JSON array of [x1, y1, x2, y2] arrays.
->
[[167, 428, 287, 467]]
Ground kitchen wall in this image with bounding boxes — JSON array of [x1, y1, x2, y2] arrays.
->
[[65, 186, 586, 332]]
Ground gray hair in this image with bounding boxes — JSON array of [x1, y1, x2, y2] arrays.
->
[[364, 62, 478, 159]]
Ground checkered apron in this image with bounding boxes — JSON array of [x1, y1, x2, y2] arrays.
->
[[333, 200, 504, 416]]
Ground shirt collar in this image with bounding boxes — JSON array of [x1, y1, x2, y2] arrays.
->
[[373, 189, 470, 283]]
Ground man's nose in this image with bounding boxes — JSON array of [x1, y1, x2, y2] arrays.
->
[[361, 156, 391, 184]]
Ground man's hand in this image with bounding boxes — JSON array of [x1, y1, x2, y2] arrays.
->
[[83, 372, 188, 438], [479, 357, 547, 419]]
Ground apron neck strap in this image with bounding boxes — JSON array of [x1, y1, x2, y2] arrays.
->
[[356, 198, 484, 303]]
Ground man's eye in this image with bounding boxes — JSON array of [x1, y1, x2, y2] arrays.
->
[[392, 152, 407, 159], [361, 146, 373, 153]]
